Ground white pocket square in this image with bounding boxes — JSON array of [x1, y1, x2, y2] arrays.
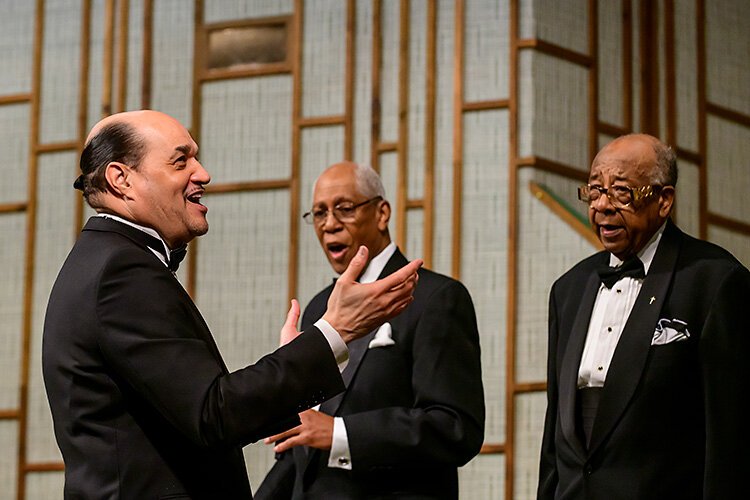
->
[[368, 323, 395, 348], [651, 318, 690, 346]]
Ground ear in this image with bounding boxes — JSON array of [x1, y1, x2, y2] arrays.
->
[[376, 199, 391, 232], [657, 185, 675, 218], [103, 162, 134, 198]]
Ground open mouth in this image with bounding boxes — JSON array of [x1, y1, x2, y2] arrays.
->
[[599, 224, 623, 237], [186, 190, 204, 205], [326, 242, 348, 260]]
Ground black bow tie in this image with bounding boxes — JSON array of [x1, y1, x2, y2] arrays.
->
[[169, 246, 187, 272], [596, 257, 645, 288]]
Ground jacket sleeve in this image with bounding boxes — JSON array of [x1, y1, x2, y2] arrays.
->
[[537, 284, 560, 500], [343, 279, 485, 468], [701, 264, 750, 499], [95, 247, 344, 448]]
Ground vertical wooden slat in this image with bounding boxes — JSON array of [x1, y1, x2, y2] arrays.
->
[[423, 0, 436, 268], [622, 0, 633, 131], [115, 0, 129, 113], [75, 0, 92, 236], [638, 0, 658, 135], [288, 0, 304, 305], [187, 0, 204, 298], [370, 0, 382, 172], [506, 0, 519, 497], [450, 0, 464, 279], [18, 0, 46, 498], [344, 0, 355, 160], [696, 0, 707, 238], [396, 0, 409, 249], [102, 0, 115, 117], [589, 0, 599, 163], [141, 0, 153, 108]]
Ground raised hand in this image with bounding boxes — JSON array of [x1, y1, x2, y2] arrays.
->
[[279, 299, 301, 346], [323, 246, 422, 343]]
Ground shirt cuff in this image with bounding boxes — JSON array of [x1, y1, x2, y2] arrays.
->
[[327, 417, 352, 470], [314, 318, 349, 373]]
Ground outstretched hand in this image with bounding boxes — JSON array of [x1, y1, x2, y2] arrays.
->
[[323, 246, 422, 343], [263, 409, 334, 453]]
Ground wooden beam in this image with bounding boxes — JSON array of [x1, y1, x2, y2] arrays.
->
[[517, 155, 590, 182], [298, 115, 346, 128], [0, 409, 20, 419], [116, 0, 129, 113], [462, 99, 509, 112], [0, 202, 27, 214], [102, 0, 115, 117], [622, 0, 633, 131], [707, 212, 750, 236], [514, 381, 547, 394], [23, 462, 65, 473], [344, 0, 355, 160], [696, 0, 707, 239], [0, 93, 32, 106], [75, 0, 92, 236], [396, 0, 410, 250], [370, 0, 382, 172], [480, 443, 506, 454], [517, 38, 593, 67], [206, 179, 292, 195], [706, 102, 750, 128], [141, 0, 153, 108], [422, 0, 436, 268], [288, 0, 304, 307], [35, 141, 79, 154], [451, 0, 464, 280]]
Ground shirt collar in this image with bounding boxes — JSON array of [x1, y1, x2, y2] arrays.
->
[[94, 213, 171, 267], [608, 221, 666, 274], [357, 242, 397, 284]]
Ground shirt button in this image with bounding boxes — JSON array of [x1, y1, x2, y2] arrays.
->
[[616, 289, 622, 294], [607, 327, 612, 332], [597, 366, 603, 371], [338, 457, 349, 466]]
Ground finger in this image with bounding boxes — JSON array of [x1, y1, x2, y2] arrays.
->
[[264, 426, 299, 444], [274, 435, 302, 453], [374, 258, 423, 292], [283, 299, 300, 331], [338, 246, 369, 283]]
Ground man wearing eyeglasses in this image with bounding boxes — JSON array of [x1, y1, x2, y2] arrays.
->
[[537, 134, 750, 500], [256, 161, 485, 499]]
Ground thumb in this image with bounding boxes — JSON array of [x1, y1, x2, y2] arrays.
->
[[284, 299, 300, 329], [339, 246, 369, 283]]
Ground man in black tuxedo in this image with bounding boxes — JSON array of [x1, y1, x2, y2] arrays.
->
[[42, 110, 422, 499], [255, 162, 485, 499], [537, 134, 750, 499]]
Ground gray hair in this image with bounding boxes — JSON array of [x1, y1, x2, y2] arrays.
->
[[651, 140, 678, 187], [352, 163, 386, 199]]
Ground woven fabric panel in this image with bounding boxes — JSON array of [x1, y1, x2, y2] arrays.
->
[[39, 0, 82, 144], [194, 190, 290, 373], [706, 0, 750, 116], [379, 0, 400, 143], [461, 109, 508, 443], [406, 0, 427, 200], [86, 0, 106, 132], [296, 126, 345, 310], [352, 0, 373, 163], [707, 116, 750, 224], [302, 0, 346, 118], [708, 225, 750, 269], [28, 152, 77, 463], [519, 0, 588, 54], [204, 0, 293, 24], [464, 0, 509, 102], [0, 104, 30, 204], [151, 0, 194, 125], [597, 0, 624, 127], [674, 0, 699, 152], [406, 208, 424, 260], [0, 0, 34, 94], [0, 405, 18, 500], [200, 77, 293, 184], [673, 159, 700, 238], [125, 0, 145, 111], [431, 0, 456, 276], [457, 453, 505, 500], [516, 169, 596, 384], [522, 52, 590, 171], [513, 392, 547, 500], [0, 213, 25, 410], [23, 472, 64, 500]]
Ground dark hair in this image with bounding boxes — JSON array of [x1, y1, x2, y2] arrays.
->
[[75, 121, 146, 202]]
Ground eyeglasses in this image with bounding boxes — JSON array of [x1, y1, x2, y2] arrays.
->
[[303, 196, 382, 225], [577, 184, 661, 209]]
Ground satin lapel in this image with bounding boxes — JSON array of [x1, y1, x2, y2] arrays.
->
[[588, 222, 682, 453], [558, 268, 604, 459]]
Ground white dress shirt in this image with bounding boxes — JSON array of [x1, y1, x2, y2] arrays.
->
[[327, 242, 397, 470], [577, 224, 665, 388]]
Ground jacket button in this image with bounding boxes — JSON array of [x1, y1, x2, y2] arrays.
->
[[584, 465, 593, 475]]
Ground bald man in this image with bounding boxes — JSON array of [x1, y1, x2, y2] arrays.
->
[[42, 111, 421, 499], [538, 134, 750, 499], [256, 162, 484, 499]]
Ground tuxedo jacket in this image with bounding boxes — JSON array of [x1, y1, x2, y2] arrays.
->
[[42, 217, 345, 499], [256, 249, 485, 499], [538, 220, 750, 500]]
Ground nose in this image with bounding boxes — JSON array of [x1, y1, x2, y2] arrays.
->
[[591, 189, 614, 212], [192, 159, 211, 185], [320, 210, 342, 232]]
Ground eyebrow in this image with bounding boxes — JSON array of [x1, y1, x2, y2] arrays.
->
[[171, 144, 197, 160]]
